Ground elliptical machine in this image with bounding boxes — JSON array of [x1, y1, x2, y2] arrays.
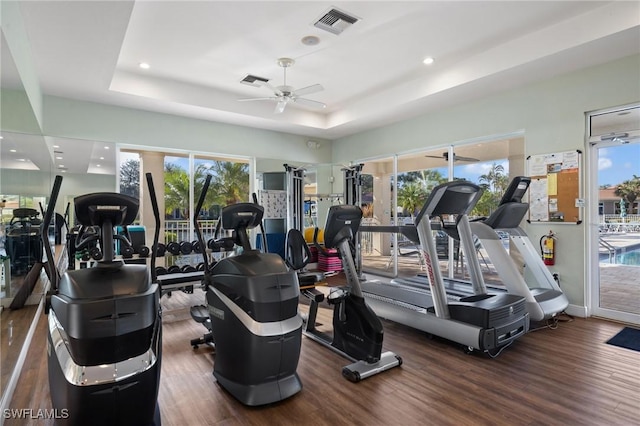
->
[[291, 204, 402, 382], [44, 175, 162, 426], [194, 200, 303, 406]]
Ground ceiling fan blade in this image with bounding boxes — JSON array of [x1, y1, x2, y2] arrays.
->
[[258, 81, 283, 96], [238, 97, 278, 102], [275, 100, 287, 114], [292, 84, 323, 97], [424, 153, 479, 162], [293, 97, 326, 109], [453, 155, 480, 162]]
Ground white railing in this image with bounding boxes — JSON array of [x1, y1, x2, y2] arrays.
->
[[599, 214, 640, 233], [163, 219, 219, 243]]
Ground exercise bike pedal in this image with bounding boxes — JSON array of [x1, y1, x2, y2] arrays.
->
[[190, 305, 209, 324], [327, 287, 348, 305]]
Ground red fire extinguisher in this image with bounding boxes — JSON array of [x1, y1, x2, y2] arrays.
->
[[540, 230, 556, 266]]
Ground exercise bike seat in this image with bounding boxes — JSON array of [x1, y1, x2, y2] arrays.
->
[[285, 228, 324, 287]]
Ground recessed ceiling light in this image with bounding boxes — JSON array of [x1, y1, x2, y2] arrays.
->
[[10, 149, 17, 153], [139, 62, 150, 69], [56, 156, 63, 160], [18, 158, 26, 162], [97, 164, 101, 167], [423, 57, 435, 65], [0, 136, 4, 140], [104, 146, 110, 150], [53, 145, 60, 148], [58, 164, 65, 168], [100, 156, 105, 160]]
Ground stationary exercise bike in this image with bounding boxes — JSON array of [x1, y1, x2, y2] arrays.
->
[[44, 176, 162, 425], [287, 204, 402, 382], [190, 193, 303, 405]]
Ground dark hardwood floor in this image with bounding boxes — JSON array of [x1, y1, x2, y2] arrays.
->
[[6, 286, 640, 426]]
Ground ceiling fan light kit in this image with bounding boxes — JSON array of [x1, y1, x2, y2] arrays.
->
[[238, 57, 326, 113]]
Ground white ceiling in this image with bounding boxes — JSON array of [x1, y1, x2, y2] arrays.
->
[[1, 1, 640, 174]]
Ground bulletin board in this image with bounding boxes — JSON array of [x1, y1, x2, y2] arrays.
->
[[527, 150, 582, 224]]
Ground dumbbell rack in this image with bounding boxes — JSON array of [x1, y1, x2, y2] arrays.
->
[[156, 238, 235, 297]]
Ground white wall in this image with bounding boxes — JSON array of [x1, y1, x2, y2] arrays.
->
[[332, 54, 640, 313], [43, 96, 332, 165], [0, 169, 115, 215]]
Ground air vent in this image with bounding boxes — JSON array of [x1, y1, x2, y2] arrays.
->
[[314, 7, 359, 35], [240, 74, 270, 87]]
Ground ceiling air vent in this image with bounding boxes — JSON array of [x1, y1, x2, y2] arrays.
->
[[240, 74, 270, 87], [314, 7, 359, 35]]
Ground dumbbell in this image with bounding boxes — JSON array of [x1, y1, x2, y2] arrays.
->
[[196, 263, 205, 271], [167, 265, 181, 274], [192, 240, 203, 253], [220, 238, 235, 251], [81, 251, 91, 261], [179, 241, 193, 255], [155, 266, 167, 276], [167, 242, 180, 255], [181, 265, 197, 273], [139, 246, 150, 258], [90, 247, 103, 260], [207, 238, 222, 252], [155, 243, 166, 257], [121, 246, 135, 259]]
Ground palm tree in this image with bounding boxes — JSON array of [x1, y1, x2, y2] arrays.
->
[[164, 163, 190, 218], [398, 181, 428, 217], [477, 163, 508, 215], [614, 174, 640, 214], [208, 161, 250, 206]]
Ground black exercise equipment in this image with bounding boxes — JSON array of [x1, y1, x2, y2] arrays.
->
[[291, 205, 402, 381], [190, 185, 302, 404], [155, 243, 166, 257], [155, 266, 168, 276], [89, 246, 103, 260], [139, 245, 151, 257], [167, 265, 181, 274], [179, 241, 193, 254], [121, 245, 135, 258], [5, 207, 43, 275], [166, 241, 180, 255], [44, 176, 162, 425]]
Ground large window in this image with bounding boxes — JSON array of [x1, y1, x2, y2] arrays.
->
[[357, 137, 524, 281], [118, 147, 250, 244]]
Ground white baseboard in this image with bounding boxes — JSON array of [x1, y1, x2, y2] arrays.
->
[[565, 304, 588, 318]]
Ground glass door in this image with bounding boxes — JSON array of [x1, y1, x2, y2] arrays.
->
[[588, 105, 640, 324]]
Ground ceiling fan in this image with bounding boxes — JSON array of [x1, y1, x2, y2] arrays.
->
[[425, 152, 480, 162], [238, 58, 326, 114]]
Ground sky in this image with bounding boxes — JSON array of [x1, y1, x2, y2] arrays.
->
[[597, 143, 640, 187]]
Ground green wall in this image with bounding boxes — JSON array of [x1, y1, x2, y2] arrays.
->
[[332, 54, 640, 312]]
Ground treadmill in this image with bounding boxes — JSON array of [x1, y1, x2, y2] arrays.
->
[[467, 176, 569, 321], [360, 181, 529, 354], [395, 176, 568, 322]]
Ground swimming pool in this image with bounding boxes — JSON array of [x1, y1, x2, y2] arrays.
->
[[601, 245, 640, 266]]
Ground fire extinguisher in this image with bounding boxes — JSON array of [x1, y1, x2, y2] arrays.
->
[[540, 230, 556, 266]]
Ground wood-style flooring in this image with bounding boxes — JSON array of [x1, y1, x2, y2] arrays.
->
[[6, 286, 640, 426]]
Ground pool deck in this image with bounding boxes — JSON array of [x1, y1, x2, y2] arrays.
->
[[598, 231, 640, 315]]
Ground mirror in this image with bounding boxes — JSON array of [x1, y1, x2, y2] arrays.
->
[[0, 125, 116, 404]]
